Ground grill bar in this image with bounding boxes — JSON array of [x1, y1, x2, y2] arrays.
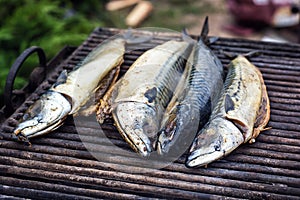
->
[[0, 148, 299, 199], [1, 27, 300, 199], [0, 180, 114, 200]]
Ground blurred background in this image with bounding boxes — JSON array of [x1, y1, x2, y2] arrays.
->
[[0, 0, 299, 107]]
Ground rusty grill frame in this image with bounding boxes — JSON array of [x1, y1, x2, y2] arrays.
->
[[1, 27, 300, 199]]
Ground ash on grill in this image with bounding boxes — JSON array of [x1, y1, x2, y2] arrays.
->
[[1, 28, 300, 199]]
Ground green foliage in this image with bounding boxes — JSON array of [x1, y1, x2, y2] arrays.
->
[[0, 0, 219, 107], [0, 0, 107, 100]]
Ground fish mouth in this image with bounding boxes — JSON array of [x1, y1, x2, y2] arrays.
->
[[13, 91, 71, 141], [186, 148, 224, 167], [157, 127, 177, 155], [112, 102, 159, 157], [13, 117, 67, 143], [157, 131, 171, 155], [11, 132, 31, 145], [186, 117, 244, 168]]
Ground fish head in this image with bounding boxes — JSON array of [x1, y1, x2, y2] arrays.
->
[[13, 91, 71, 142], [156, 106, 178, 154], [186, 117, 244, 167], [157, 125, 176, 155], [157, 104, 198, 155], [112, 102, 159, 157]]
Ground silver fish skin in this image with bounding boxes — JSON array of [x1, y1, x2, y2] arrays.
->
[[13, 37, 126, 142], [157, 39, 224, 155], [111, 40, 193, 157], [186, 55, 266, 167]]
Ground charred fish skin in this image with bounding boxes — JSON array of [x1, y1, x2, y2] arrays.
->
[[186, 55, 270, 168], [222, 55, 262, 141], [13, 37, 126, 142], [157, 23, 224, 155], [110, 40, 193, 157]]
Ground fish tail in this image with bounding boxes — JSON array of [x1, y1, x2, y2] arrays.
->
[[181, 16, 209, 44], [123, 28, 153, 44], [222, 50, 262, 60], [181, 28, 195, 45]]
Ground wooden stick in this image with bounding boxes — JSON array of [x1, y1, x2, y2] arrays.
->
[[106, 0, 141, 11], [125, 1, 153, 27]]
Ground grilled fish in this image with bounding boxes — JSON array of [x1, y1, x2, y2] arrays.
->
[[97, 39, 193, 156], [13, 37, 126, 143], [157, 18, 224, 155], [186, 55, 270, 167]]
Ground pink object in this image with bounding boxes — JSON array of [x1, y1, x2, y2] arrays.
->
[[223, 24, 254, 36], [227, 0, 297, 26]]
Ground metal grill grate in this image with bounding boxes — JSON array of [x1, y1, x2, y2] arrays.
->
[[1, 28, 300, 199]]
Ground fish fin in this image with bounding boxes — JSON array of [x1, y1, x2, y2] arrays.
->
[[221, 51, 237, 59], [222, 50, 262, 60], [199, 16, 209, 43], [208, 37, 219, 44], [224, 94, 235, 113], [181, 28, 189, 39], [53, 70, 68, 88], [225, 115, 249, 141], [224, 95, 250, 140], [123, 28, 153, 44], [243, 50, 261, 58], [183, 16, 210, 45], [181, 28, 195, 44], [251, 126, 271, 143]]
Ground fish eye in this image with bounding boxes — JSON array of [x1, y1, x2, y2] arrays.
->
[[213, 140, 221, 151]]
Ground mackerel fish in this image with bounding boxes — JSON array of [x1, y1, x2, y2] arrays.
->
[[157, 20, 224, 156], [97, 39, 193, 156], [13, 37, 126, 143], [186, 55, 270, 167]]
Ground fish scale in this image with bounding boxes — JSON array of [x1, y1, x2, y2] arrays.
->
[[186, 55, 269, 167], [108, 40, 193, 156], [157, 38, 224, 155], [226, 69, 245, 107], [156, 57, 187, 108], [187, 42, 223, 105]]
